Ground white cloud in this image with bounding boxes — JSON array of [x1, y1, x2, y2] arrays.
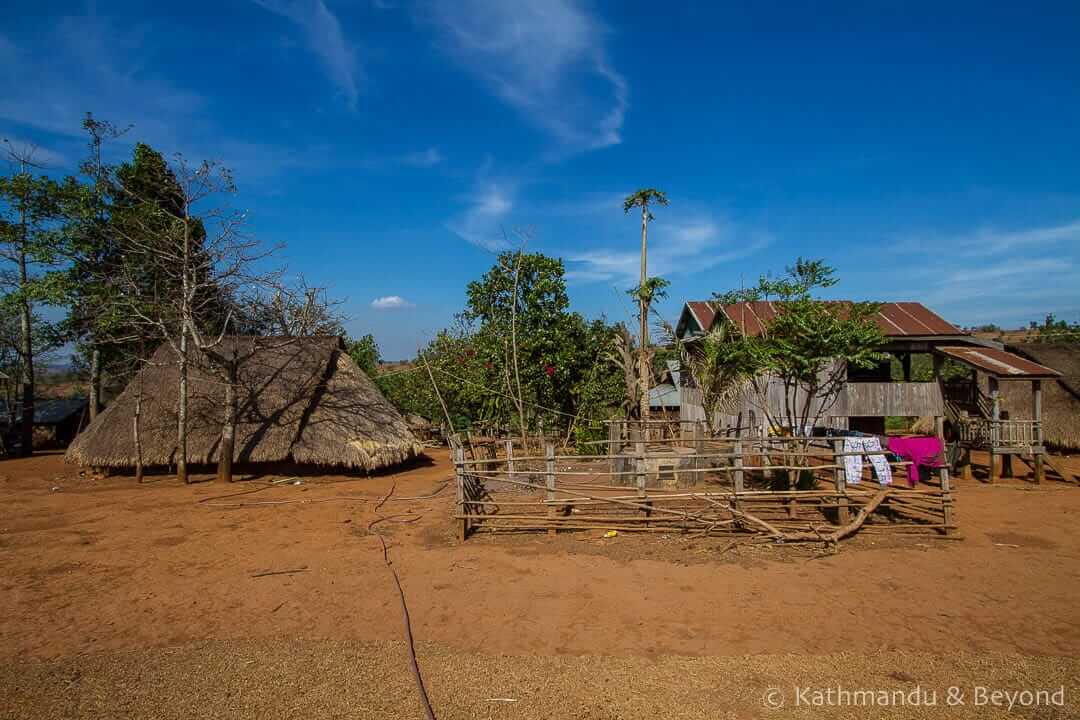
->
[[401, 147, 443, 167], [371, 295, 415, 309], [447, 181, 515, 251], [565, 217, 772, 284], [254, 0, 361, 110], [419, 0, 628, 154], [966, 220, 1080, 254]]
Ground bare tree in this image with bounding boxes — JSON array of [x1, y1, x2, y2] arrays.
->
[[113, 156, 275, 482]]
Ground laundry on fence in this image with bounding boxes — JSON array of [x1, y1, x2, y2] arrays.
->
[[843, 436, 893, 486]]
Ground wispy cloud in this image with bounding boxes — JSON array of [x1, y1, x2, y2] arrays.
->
[[0, 136, 70, 169], [371, 295, 415, 309], [565, 215, 772, 284], [254, 0, 360, 110], [447, 180, 515, 251], [961, 220, 1080, 255], [863, 218, 1080, 327], [419, 0, 628, 154], [0, 17, 204, 147]]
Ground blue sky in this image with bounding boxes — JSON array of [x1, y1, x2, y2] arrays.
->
[[3, 1, 1079, 358]]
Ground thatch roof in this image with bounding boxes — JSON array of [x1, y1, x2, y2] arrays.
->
[[66, 336, 422, 470], [990, 343, 1080, 451]]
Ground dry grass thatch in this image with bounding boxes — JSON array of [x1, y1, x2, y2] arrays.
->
[[990, 343, 1080, 451], [66, 336, 422, 471]]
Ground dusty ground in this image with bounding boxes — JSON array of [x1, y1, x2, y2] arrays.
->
[[1, 449, 1079, 718]]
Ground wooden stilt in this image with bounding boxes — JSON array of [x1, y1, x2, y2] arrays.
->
[[1032, 380, 1044, 484]]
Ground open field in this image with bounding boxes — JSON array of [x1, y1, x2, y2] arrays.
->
[[2, 450, 1079, 718]]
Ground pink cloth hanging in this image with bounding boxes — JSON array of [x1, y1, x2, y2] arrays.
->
[[886, 436, 944, 487]]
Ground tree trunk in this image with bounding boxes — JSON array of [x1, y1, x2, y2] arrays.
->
[[218, 360, 237, 483], [177, 330, 189, 483], [88, 348, 101, 422], [18, 251, 33, 457], [177, 213, 192, 483], [638, 203, 650, 430], [133, 382, 144, 483]]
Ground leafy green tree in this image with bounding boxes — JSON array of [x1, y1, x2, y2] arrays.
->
[[376, 253, 625, 445], [623, 188, 668, 423], [713, 259, 885, 485], [0, 142, 70, 454], [347, 333, 381, 376], [61, 114, 132, 419]]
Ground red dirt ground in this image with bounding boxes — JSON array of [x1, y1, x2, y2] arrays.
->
[[2, 449, 1079, 663]]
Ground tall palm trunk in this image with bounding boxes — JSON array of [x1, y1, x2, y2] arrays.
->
[[638, 203, 650, 427]]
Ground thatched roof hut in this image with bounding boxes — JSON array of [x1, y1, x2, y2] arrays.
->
[[991, 343, 1080, 452], [66, 336, 422, 471]]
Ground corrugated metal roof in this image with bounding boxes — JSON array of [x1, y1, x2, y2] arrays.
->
[[679, 300, 963, 338], [0, 398, 87, 425], [648, 382, 680, 408], [935, 346, 1062, 379]]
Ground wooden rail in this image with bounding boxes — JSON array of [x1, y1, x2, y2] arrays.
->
[[452, 434, 953, 542]]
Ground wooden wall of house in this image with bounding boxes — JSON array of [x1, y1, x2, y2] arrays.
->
[[680, 374, 943, 431]]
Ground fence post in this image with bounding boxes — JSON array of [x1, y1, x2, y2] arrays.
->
[[635, 437, 649, 523], [454, 445, 468, 542], [545, 441, 556, 537], [733, 438, 744, 512], [608, 421, 619, 482], [940, 465, 952, 535], [832, 438, 849, 525], [693, 421, 705, 478], [505, 437, 515, 476]]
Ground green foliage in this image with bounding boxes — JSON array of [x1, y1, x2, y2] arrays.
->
[[377, 253, 626, 440], [623, 188, 669, 215], [1029, 313, 1080, 343], [346, 333, 381, 376], [627, 276, 670, 307], [0, 167, 71, 309], [674, 321, 753, 433], [712, 258, 885, 433]]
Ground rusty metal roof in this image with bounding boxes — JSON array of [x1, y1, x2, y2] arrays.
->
[[679, 300, 963, 338], [935, 346, 1062, 379]]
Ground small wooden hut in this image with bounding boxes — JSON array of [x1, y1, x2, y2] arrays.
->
[[991, 343, 1080, 453], [66, 336, 422, 472]]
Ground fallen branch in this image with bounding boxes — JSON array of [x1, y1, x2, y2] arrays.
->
[[251, 567, 307, 578]]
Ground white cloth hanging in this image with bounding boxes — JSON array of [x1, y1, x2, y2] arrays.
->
[[843, 436, 892, 486]]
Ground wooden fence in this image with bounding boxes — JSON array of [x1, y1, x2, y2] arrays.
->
[[452, 434, 953, 543]]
